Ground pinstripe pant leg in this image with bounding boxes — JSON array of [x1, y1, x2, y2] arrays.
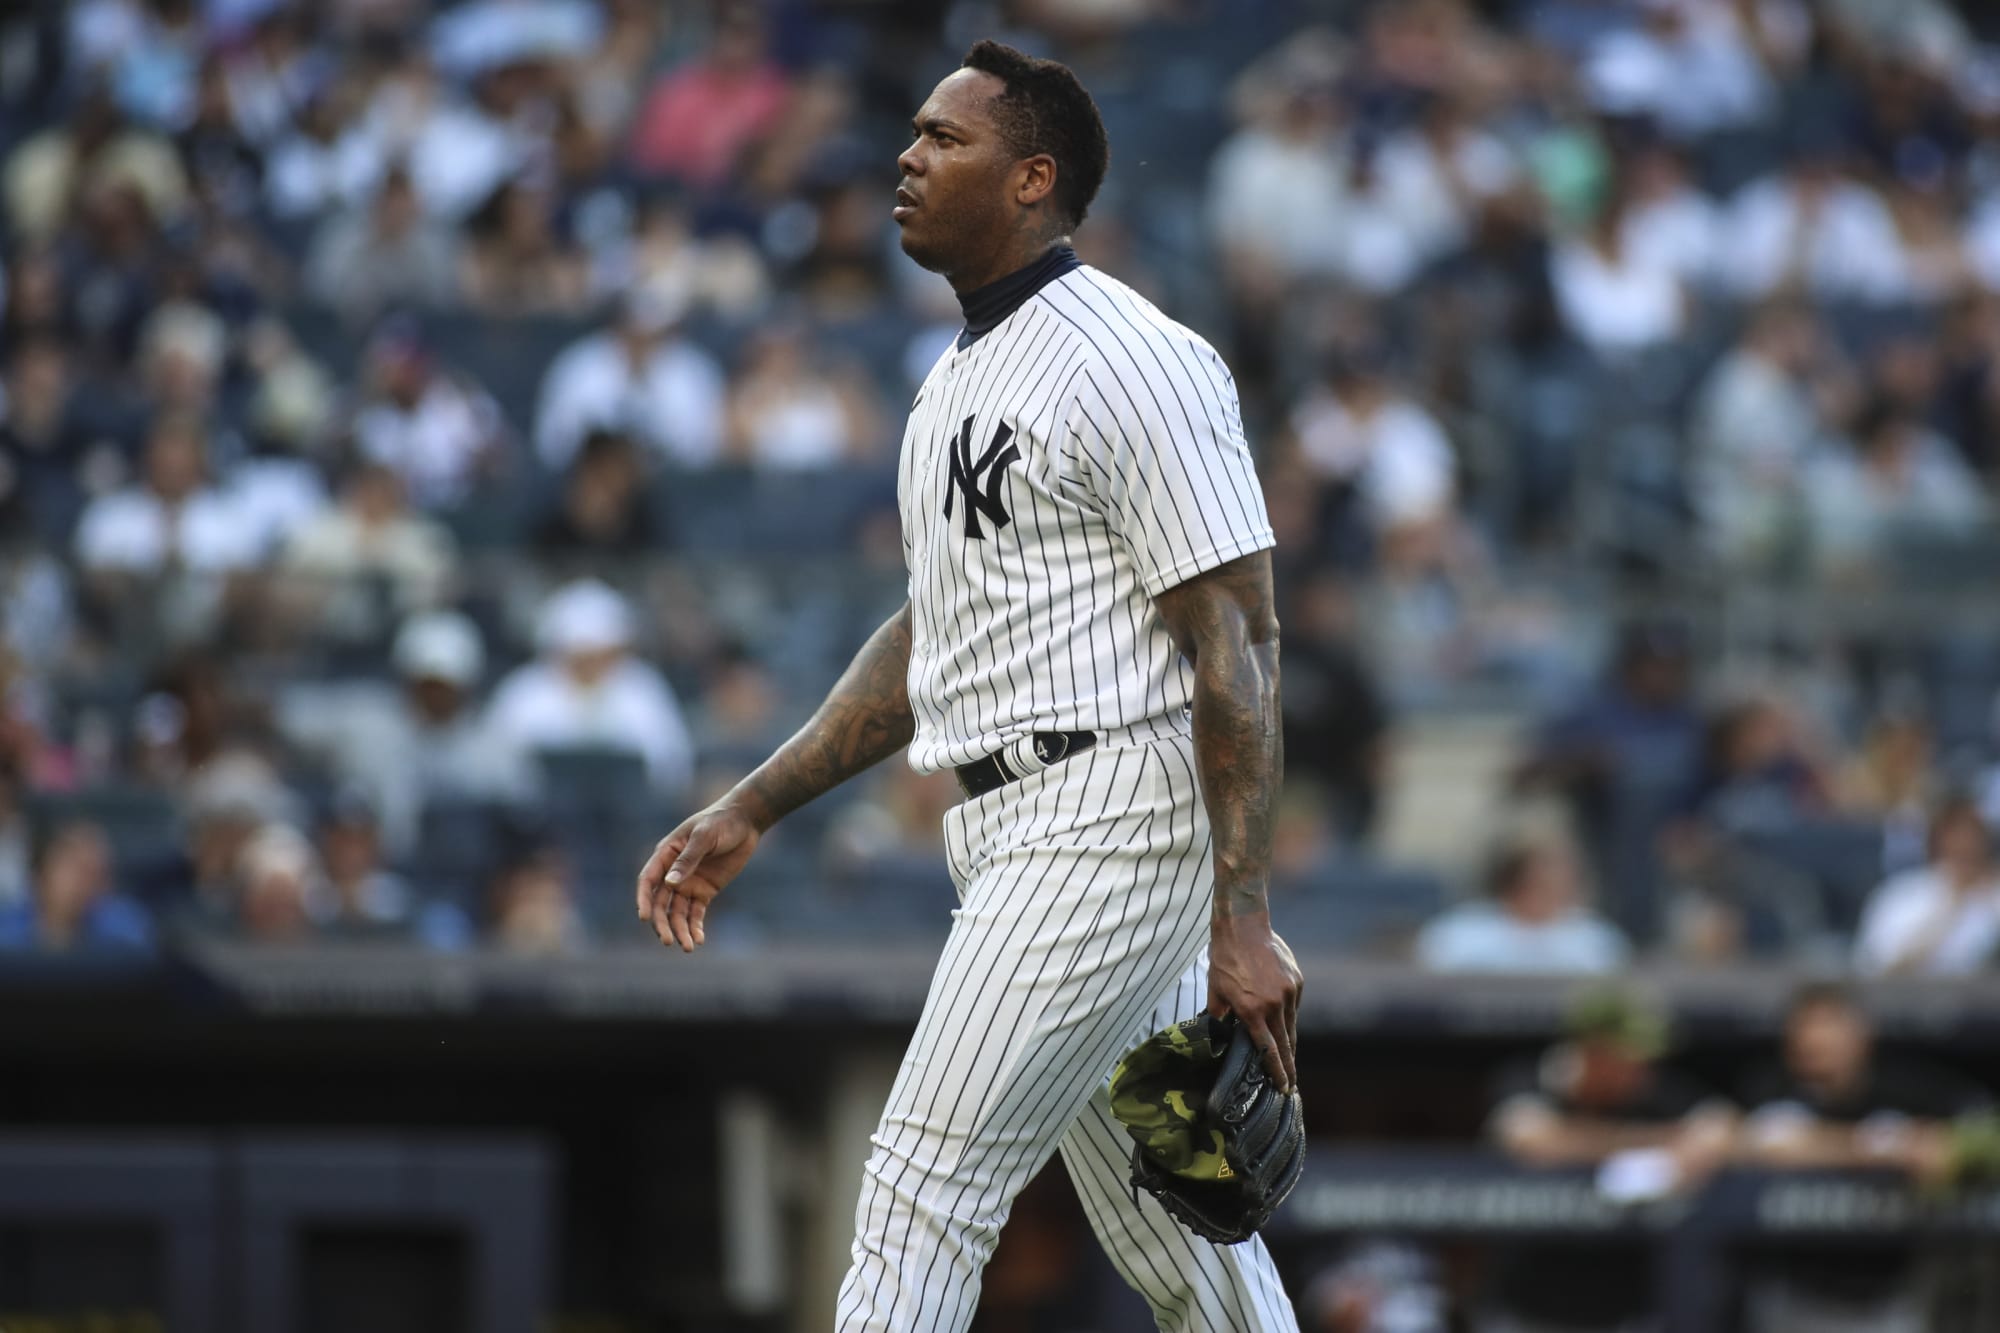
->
[[1060, 952, 1301, 1333], [834, 738, 1255, 1332]]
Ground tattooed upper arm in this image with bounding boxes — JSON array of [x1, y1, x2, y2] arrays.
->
[[1152, 551, 1280, 667]]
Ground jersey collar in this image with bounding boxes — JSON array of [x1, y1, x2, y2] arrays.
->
[[955, 246, 1081, 351]]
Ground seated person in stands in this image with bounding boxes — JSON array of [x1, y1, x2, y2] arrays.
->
[[1737, 982, 1994, 1333], [533, 427, 660, 568], [0, 821, 153, 953], [1482, 990, 1736, 1333], [310, 790, 471, 949], [277, 611, 534, 861], [1854, 793, 2000, 976], [486, 579, 694, 798], [1415, 830, 1629, 974], [231, 823, 320, 945], [485, 837, 587, 955]]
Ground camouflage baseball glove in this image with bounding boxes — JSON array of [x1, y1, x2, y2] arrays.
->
[[1108, 1012, 1306, 1245]]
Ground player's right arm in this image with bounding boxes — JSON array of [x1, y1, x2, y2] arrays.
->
[[636, 602, 916, 952]]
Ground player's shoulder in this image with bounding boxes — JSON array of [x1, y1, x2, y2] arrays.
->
[[1038, 265, 1229, 374]]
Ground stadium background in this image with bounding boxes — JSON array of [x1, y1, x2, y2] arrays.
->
[[6, 0, 2000, 1328]]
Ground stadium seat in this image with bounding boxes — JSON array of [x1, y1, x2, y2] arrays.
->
[[1733, 820, 1887, 938], [1274, 857, 1452, 953]]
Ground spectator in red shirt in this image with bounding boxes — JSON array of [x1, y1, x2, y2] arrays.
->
[[628, 4, 790, 189]]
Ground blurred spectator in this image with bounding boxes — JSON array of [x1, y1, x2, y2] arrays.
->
[[1415, 829, 1629, 974], [457, 175, 592, 316], [533, 289, 725, 471], [233, 821, 319, 943], [1299, 1240, 1449, 1333], [1690, 300, 1839, 569], [1549, 171, 1688, 359], [628, 2, 791, 189], [1515, 620, 1703, 933], [1722, 146, 1908, 303], [310, 790, 472, 948], [157, 754, 298, 928], [282, 460, 458, 620], [1805, 399, 1989, 580], [487, 579, 694, 796], [821, 765, 955, 879], [263, 79, 377, 220], [4, 85, 189, 244], [1484, 989, 1735, 1333], [350, 319, 509, 509], [277, 610, 533, 859], [723, 325, 884, 469], [305, 165, 462, 320], [0, 338, 90, 547], [1612, 140, 1722, 293], [1578, 0, 1803, 138], [1287, 347, 1458, 574], [1279, 574, 1388, 842], [137, 298, 226, 418], [0, 761, 28, 908], [1679, 694, 1832, 836], [1207, 37, 1348, 302], [1854, 794, 2000, 976], [178, 55, 264, 220], [0, 821, 154, 953], [73, 411, 260, 576], [486, 839, 586, 954], [533, 429, 660, 567], [1738, 982, 1993, 1333], [1835, 703, 1937, 828]]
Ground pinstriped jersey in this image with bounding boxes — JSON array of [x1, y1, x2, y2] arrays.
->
[[899, 264, 1274, 775]]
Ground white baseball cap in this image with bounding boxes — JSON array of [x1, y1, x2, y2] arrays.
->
[[392, 611, 485, 686], [536, 580, 633, 657]]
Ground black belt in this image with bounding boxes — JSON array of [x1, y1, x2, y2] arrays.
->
[[956, 730, 1097, 798]]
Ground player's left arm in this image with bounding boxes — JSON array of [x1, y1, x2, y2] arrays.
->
[[1154, 548, 1302, 1093]]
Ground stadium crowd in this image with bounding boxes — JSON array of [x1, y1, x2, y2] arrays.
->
[[2, 0, 2000, 975]]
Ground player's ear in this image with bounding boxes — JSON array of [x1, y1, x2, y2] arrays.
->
[[1014, 154, 1057, 212]]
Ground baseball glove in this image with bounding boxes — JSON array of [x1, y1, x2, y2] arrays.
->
[[1108, 1012, 1306, 1245]]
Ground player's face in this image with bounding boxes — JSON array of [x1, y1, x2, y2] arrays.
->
[[895, 70, 1019, 279]]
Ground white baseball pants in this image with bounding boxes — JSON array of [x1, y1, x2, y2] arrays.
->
[[833, 731, 1298, 1331]]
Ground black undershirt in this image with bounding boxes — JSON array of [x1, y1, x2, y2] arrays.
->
[[955, 245, 1081, 350]]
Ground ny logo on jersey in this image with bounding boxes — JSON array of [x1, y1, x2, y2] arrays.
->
[[943, 416, 1020, 539]]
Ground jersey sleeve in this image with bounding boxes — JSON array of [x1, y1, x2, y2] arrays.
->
[[1068, 333, 1274, 597]]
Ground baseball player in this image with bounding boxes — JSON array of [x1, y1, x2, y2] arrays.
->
[[638, 39, 1301, 1331]]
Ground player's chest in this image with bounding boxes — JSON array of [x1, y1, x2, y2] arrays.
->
[[899, 353, 1091, 568]]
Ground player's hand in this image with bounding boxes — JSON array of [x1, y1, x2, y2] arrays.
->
[[636, 804, 762, 952], [1207, 912, 1301, 1094]]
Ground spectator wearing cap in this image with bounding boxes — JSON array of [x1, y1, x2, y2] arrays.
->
[[155, 754, 299, 928], [304, 164, 462, 322], [73, 411, 260, 577], [310, 790, 472, 949], [486, 579, 693, 797], [1855, 794, 2000, 976], [1415, 829, 1629, 974], [0, 820, 154, 953], [1483, 989, 1736, 1333], [276, 610, 533, 860], [533, 288, 725, 472], [350, 319, 509, 510]]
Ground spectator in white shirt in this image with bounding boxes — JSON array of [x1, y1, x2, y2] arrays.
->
[[533, 287, 726, 472], [305, 165, 461, 322], [1551, 176, 1688, 358], [486, 579, 694, 797], [1288, 347, 1458, 573], [1617, 140, 1723, 292], [1856, 795, 2000, 975], [723, 324, 883, 469], [74, 412, 259, 575], [1690, 300, 1835, 567], [1416, 831, 1631, 974], [350, 319, 509, 510], [1722, 155, 1909, 303], [283, 460, 459, 622], [1805, 400, 1988, 578]]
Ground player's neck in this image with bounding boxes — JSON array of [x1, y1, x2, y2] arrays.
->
[[953, 244, 1080, 349]]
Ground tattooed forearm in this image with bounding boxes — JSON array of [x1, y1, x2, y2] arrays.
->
[[725, 603, 916, 832], [1153, 553, 1283, 919]]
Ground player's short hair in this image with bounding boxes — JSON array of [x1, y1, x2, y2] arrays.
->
[[960, 40, 1109, 232]]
